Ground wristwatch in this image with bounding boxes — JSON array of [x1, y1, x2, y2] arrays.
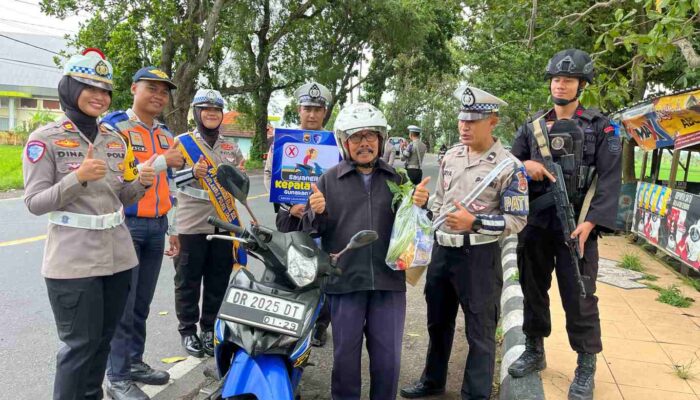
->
[[471, 217, 483, 232]]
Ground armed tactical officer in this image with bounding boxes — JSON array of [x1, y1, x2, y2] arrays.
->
[[508, 49, 622, 400], [401, 86, 528, 400]]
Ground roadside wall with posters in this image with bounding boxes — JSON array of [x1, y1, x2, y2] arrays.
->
[[633, 181, 700, 270], [269, 128, 340, 204], [614, 88, 700, 150]]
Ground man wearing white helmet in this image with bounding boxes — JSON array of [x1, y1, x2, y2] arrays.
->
[[303, 102, 430, 399], [402, 85, 528, 400], [172, 89, 246, 358]]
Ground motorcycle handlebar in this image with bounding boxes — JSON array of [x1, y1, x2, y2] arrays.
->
[[207, 216, 245, 236]]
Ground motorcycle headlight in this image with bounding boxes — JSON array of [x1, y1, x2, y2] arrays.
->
[[286, 245, 317, 287]]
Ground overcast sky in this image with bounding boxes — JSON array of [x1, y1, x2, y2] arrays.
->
[[0, 0, 372, 122], [1, 0, 80, 36]]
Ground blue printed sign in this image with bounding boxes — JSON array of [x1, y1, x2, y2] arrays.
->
[[269, 128, 340, 204]]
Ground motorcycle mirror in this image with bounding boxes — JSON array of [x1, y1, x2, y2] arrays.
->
[[217, 164, 250, 203], [346, 230, 378, 250], [329, 230, 378, 266], [216, 164, 259, 225]]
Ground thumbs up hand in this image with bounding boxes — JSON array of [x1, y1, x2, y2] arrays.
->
[[412, 177, 430, 207], [138, 153, 158, 187], [164, 140, 185, 168], [309, 183, 326, 214], [445, 200, 476, 232], [76, 144, 107, 183], [193, 155, 208, 179]]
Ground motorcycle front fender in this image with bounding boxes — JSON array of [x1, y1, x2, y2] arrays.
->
[[221, 348, 294, 400]]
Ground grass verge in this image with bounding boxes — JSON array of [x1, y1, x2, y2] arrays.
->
[[0, 145, 23, 191]]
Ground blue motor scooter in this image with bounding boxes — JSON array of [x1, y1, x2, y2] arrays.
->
[[204, 164, 377, 399]]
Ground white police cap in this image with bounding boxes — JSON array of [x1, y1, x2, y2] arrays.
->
[[453, 85, 507, 121], [192, 89, 225, 109], [294, 82, 332, 108], [407, 125, 422, 134]]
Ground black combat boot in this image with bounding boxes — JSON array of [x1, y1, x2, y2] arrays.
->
[[568, 353, 596, 400], [508, 336, 546, 378]]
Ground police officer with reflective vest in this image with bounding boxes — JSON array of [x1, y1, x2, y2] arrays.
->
[[508, 49, 622, 400], [264, 81, 333, 346], [172, 89, 246, 358], [22, 49, 155, 400], [402, 86, 528, 400], [100, 67, 184, 400], [401, 125, 427, 185]]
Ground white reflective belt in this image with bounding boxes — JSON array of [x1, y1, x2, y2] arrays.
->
[[179, 186, 210, 201], [48, 207, 125, 230], [436, 231, 464, 247], [468, 234, 499, 246], [436, 231, 499, 247]]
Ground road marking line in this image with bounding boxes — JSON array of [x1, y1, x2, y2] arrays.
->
[[248, 193, 268, 200], [0, 193, 271, 248], [141, 356, 204, 398], [0, 234, 46, 247]]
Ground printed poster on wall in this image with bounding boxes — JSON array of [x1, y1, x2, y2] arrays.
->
[[617, 88, 700, 150], [269, 128, 341, 204], [633, 182, 700, 271]]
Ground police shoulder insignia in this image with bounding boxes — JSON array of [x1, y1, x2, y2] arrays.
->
[[486, 152, 496, 162], [26, 140, 47, 163], [516, 169, 528, 193], [607, 135, 621, 154]]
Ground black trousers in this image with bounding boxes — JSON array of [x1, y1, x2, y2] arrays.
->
[[174, 233, 233, 336], [46, 269, 132, 400], [406, 168, 423, 185], [517, 224, 602, 353], [420, 243, 501, 400]]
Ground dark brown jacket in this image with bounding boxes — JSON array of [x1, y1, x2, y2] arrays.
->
[[303, 159, 406, 294]]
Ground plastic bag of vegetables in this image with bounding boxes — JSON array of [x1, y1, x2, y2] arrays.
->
[[385, 172, 434, 270]]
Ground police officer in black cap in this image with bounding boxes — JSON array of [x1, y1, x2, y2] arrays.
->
[[508, 49, 622, 400]]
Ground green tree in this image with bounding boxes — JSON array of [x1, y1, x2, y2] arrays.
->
[[43, 0, 232, 134]]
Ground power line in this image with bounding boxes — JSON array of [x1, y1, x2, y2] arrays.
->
[[0, 33, 62, 55], [0, 57, 60, 69], [0, 17, 75, 33], [11, 0, 40, 6]]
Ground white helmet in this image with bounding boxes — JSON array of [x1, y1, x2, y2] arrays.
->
[[333, 102, 388, 160]]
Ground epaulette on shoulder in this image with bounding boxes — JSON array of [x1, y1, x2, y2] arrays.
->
[[445, 143, 464, 155], [580, 108, 605, 121], [32, 120, 63, 136], [527, 110, 548, 123]]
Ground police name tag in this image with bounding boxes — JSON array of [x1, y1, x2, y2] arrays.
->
[[218, 287, 306, 337]]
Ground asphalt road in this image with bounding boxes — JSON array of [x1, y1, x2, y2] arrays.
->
[[0, 154, 443, 400]]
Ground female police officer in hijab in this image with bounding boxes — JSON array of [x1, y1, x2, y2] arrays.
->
[[22, 48, 156, 400], [172, 89, 246, 358]]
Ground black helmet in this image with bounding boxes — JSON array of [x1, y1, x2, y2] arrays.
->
[[544, 49, 594, 83]]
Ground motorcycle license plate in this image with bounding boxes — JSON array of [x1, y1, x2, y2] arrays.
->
[[218, 287, 306, 337]]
